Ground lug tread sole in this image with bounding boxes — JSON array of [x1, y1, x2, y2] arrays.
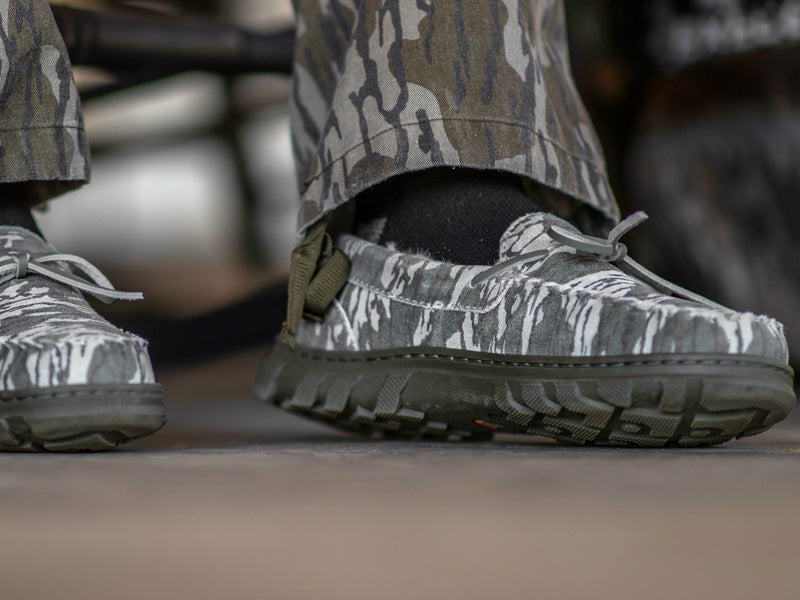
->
[[255, 346, 796, 448], [0, 385, 166, 452]]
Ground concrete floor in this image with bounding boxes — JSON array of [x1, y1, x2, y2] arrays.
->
[[2, 350, 799, 600]]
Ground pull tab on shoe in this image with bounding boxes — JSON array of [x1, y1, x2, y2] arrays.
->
[[280, 215, 351, 350]]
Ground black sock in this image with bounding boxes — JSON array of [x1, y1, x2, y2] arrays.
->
[[0, 184, 44, 237], [0, 204, 43, 237], [354, 168, 540, 265]]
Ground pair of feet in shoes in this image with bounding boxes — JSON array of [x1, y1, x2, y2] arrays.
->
[[0, 172, 795, 450]]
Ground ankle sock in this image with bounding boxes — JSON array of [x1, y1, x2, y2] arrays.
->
[[0, 205, 42, 237], [0, 184, 44, 237], [354, 168, 540, 265]]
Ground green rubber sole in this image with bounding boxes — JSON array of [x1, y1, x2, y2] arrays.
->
[[0, 384, 166, 451], [254, 344, 796, 447]]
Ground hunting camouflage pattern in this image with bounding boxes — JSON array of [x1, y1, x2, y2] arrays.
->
[[4, 0, 615, 228], [295, 212, 788, 361], [0, 0, 90, 201], [0, 227, 155, 391], [290, 0, 617, 233]]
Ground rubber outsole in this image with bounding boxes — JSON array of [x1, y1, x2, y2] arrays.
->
[[0, 384, 166, 451], [254, 344, 797, 447]]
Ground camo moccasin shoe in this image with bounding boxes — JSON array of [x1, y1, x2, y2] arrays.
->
[[255, 212, 795, 447], [0, 226, 166, 451]]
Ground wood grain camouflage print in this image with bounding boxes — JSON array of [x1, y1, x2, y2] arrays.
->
[[0, 227, 154, 391], [291, 0, 617, 234], [0, 0, 90, 199], [4, 0, 613, 224], [295, 213, 789, 363]]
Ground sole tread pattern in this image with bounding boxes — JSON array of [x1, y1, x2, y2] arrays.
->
[[255, 348, 796, 448], [0, 419, 155, 452], [0, 385, 166, 452]]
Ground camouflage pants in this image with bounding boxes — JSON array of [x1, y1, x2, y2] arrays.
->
[[1, 0, 618, 231], [0, 0, 89, 203]]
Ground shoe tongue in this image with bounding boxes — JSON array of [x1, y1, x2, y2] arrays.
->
[[498, 212, 580, 261]]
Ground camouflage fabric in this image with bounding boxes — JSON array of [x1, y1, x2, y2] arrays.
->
[[295, 213, 788, 362], [0, 226, 154, 390], [0, 0, 90, 202], [3, 0, 614, 225], [291, 0, 618, 234]]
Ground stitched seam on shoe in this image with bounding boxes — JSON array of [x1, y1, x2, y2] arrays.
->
[[346, 277, 512, 313], [342, 236, 733, 316], [293, 349, 791, 374], [346, 271, 779, 328]]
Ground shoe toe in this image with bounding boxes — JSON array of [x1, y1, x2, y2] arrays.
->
[[604, 299, 789, 362], [1, 331, 155, 391]]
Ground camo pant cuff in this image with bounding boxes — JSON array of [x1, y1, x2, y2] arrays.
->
[[0, 125, 91, 200], [297, 117, 616, 233]]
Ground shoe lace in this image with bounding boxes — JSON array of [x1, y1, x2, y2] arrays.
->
[[472, 211, 723, 309], [0, 252, 143, 303]]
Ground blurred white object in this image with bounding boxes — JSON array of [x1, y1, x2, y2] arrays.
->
[[38, 72, 298, 267], [38, 139, 239, 264]]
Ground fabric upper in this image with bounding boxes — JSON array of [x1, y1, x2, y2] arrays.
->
[[295, 213, 789, 363], [0, 227, 155, 391]]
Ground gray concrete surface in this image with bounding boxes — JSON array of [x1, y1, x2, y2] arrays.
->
[[2, 349, 799, 600]]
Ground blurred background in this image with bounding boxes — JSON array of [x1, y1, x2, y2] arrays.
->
[[42, 0, 800, 372]]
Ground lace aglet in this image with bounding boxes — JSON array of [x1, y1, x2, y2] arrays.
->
[[91, 290, 144, 304]]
